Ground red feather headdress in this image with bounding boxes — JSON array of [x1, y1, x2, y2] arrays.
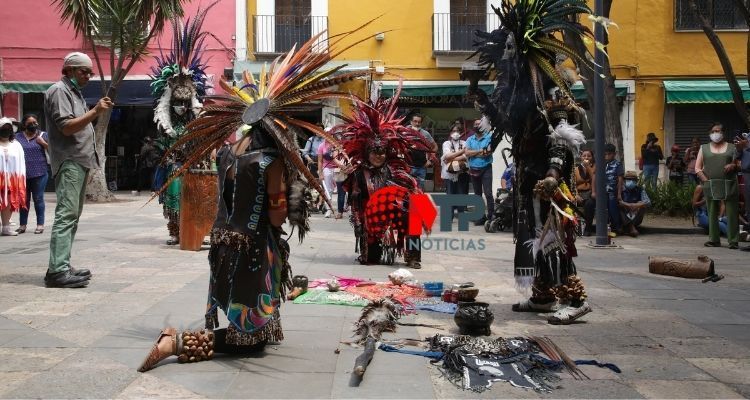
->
[[334, 85, 435, 192]]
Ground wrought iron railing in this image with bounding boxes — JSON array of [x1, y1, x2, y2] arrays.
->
[[675, 0, 747, 31], [254, 15, 328, 54], [432, 13, 501, 53]]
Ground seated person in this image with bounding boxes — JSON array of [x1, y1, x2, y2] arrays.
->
[[693, 185, 728, 236], [619, 170, 651, 237]]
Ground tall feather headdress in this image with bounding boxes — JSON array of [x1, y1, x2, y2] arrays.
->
[[156, 18, 382, 210], [150, 2, 215, 136]]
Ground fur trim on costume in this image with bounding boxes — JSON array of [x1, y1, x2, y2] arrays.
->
[[154, 86, 175, 136], [548, 119, 586, 152]]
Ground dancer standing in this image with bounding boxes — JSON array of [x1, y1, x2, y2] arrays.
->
[[470, 0, 604, 324], [150, 6, 213, 245]]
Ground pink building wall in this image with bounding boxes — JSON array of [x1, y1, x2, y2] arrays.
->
[[0, 0, 236, 117]]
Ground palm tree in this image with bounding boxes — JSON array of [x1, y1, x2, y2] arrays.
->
[[52, 0, 186, 201]]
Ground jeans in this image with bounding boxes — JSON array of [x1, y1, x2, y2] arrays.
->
[[48, 161, 89, 274], [411, 166, 426, 190], [138, 167, 155, 191], [687, 173, 699, 185], [743, 172, 750, 224], [445, 173, 470, 215], [336, 180, 346, 213], [322, 167, 336, 211], [620, 206, 646, 228], [20, 173, 49, 226], [642, 164, 659, 187], [470, 166, 494, 220], [696, 209, 728, 236], [608, 195, 622, 231]]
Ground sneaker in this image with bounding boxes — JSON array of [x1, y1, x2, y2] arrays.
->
[[739, 231, 749, 242], [512, 298, 559, 313], [44, 270, 90, 288], [1, 227, 18, 236], [406, 260, 421, 269], [729, 242, 739, 250], [704, 241, 721, 247], [324, 210, 332, 218], [548, 302, 592, 325]]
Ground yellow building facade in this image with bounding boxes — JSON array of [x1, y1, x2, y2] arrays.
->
[[239, 0, 749, 177]]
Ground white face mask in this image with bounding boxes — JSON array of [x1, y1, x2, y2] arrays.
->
[[173, 105, 187, 116], [709, 132, 723, 143], [450, 132, 461, 140]]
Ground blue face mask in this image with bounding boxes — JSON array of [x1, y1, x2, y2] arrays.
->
[[624, 180, 637, 190]]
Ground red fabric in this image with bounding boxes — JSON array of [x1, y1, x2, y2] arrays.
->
[[0, 172, 26, 211]]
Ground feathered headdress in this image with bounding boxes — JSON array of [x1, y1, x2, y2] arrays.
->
[[156, 18, 382, 210], [151, 2, 215, 136], [474, 0, 603, 101], [334, 86, 434, 191]]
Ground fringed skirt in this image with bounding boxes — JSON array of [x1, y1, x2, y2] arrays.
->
[[205, 227, 291, 346]]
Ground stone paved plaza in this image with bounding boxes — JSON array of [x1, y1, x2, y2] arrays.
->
[[0, 193, 749, 399]]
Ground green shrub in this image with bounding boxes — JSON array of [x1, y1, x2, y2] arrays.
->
[[644, 181, 696, 217]]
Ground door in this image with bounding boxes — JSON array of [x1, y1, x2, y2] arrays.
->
[[275, 0, 312, 52], [450, 0, 487, 51]]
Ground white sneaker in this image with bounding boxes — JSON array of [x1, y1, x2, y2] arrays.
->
[[324, 210, 332, 218], [1, 227, 18, 236], [548, 302, 592, 325]]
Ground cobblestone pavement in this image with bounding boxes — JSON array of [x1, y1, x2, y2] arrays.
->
[[0, 193, 748, 399]]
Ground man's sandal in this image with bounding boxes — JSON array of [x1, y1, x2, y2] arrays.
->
[[138, 327, 177, 372], [548, 302, 592, 325]]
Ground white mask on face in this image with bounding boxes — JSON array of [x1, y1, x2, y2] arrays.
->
[[710, 132, 723, 143], [450, 132, 461, 140]]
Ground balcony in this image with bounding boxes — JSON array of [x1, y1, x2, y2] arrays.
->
[[253, 15, 328, 57], [432, 13, 501, 54]]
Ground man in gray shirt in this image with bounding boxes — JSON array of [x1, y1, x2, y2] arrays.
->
[[44, 52, 113, 288]]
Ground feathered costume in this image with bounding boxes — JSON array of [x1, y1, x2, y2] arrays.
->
[[335, 88, 435, 267], [150, 4, 212, 244], [139, 24, 377, 372], [470, 0, 606, 324]]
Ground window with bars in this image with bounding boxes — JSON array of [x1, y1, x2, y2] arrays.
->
[[675, 0, 748, 30]]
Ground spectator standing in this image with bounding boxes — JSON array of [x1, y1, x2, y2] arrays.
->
[[695, 122, 740, 249], [575, 149, 595, 236], [641, 132, 663, 187], [666, 144, 686, 185], [407, 114, 438, 190], [685, 137, 700, 184], [137, 136, 159, 193], [317, 138, 338, 218], [441, 125, 469, 217], [302, 132, 325, 174], [0, 117, 26, 236], [619, 170, 651, 237], [44, 52, 113, 288], [464, 119, 494, 226], [15, 114, 49, 234], [602, 143, 624, 234], [734, 133, 750, 251]]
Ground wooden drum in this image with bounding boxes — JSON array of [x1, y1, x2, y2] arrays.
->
[[179, 169, 219, 251]]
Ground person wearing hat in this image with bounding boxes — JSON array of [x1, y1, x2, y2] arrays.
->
[[666, 144, 686, 184], [619, 170, 651, 237], [0, 117, 27, 236], [641, 132, 664, 187], [43, 51, 113, 288]]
